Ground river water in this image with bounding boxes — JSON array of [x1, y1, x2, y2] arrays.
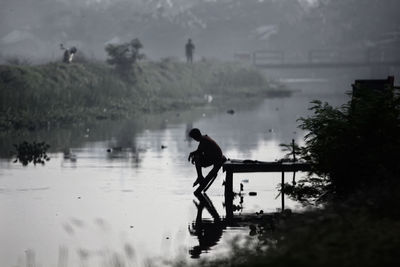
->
[[0, 81, 348, 267]]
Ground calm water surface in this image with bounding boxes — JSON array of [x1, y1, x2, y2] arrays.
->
[[0, 84, 347, 267]]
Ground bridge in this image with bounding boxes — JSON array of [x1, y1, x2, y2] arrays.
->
[[235, 49, 400, 69]]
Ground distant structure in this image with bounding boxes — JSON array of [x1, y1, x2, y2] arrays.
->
[[60, 44, 77, 63], [185, 38, 195, 63]]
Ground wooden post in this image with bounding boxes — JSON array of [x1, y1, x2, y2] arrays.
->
[[292, 139, 296, 161], [225, 171, 233, 197], [225, 171, 234, 220], [292, 139, 296, 184], [281, 171, 285, 211]]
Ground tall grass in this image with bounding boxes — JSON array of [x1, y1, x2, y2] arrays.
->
[[0, 60, 288, 131]]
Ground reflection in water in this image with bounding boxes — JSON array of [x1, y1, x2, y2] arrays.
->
[[0, 92, 347, 267], [189, 193, 225, 258]]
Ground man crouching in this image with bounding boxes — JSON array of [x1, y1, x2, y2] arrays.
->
[[188, 128, 226, 193]]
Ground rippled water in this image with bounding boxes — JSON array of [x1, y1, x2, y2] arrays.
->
[[0, 84, 347, 267]]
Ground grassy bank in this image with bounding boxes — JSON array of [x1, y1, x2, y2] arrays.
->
[[0, 59, 289, 131]]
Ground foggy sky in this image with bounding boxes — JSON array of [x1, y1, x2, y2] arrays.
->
[[0, 0, 399, 63]]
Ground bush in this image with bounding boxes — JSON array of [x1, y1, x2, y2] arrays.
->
[[105, 38, 145, 77], [13, 141, 50, 166], [283, 85, 400, 204]]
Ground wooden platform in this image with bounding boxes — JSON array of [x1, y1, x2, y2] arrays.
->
[[223, 159, 311, 173], [222, 159, 312, 218]]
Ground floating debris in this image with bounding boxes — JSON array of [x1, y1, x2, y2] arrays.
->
[[256, 210, 264, 215], [161, 145, 167, 149], [204, 94, 213, 103], [241, 179, 249, 183], [227, 109, 235, 115], [249, 192, 257, 196]]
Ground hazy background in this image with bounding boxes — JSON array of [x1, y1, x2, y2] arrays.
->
[[1, 0, 399, 63]]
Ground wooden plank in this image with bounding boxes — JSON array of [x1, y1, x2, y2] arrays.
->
[[223, 160, 311, 173]]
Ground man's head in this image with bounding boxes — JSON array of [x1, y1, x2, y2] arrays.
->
[[189, 128, 202, 141]]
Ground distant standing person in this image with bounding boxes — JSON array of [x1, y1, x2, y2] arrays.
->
[[185, 38, 195, 63], [188, 128, 226, 193]]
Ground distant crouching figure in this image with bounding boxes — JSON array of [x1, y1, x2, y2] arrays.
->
[[60, 44, 77, 63]]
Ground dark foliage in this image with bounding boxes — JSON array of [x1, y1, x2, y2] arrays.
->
[[282, 85, 400, 204], [105, 38, 145, 77], [13, 141, 50, 166]]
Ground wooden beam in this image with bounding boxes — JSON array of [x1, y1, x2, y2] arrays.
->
[[223, 161, 311, 173], [281, 172, 285, 211]]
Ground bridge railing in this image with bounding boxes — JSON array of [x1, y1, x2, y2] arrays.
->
[[252, 50, 284, 65], [252, 48, 400, 67]]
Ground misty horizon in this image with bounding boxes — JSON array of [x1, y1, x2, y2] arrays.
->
[[1, 0, 399, 63]]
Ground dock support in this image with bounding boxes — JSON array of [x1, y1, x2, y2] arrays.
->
[[224, 171, 234, 220], [225, 171, 233, 197], [281, 171, 285, 211]]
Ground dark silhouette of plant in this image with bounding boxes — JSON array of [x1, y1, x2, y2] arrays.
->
[[282, 85, 400, 204], [105, 38, 145, 76], [13, 141, 50, 166]]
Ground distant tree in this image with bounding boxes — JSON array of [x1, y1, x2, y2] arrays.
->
[[105, 38, 145, 76]]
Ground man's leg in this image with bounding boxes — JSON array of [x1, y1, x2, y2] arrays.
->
[[193, 154, 205, 187], [195, 162, 222, 193]]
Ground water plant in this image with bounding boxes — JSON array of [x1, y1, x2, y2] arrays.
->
[[13, 141, 50, 166]]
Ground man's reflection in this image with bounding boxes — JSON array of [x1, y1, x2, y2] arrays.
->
[[188, 193, 225, 258]]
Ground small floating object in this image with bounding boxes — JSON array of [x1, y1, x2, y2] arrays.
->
[[255, 210, 264, 215], [268, 129, 274, 133], [249, 192, 257, 196], [227, 109, 235, 115], [241, 179, 249, 183], [161, 145, 167, 149], [107, 147, 123, 152], [204, 94, 213, 103]]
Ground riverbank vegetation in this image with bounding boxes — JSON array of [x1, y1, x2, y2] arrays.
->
[[0, 59, 288, 131], [182, 81, 400, 266]]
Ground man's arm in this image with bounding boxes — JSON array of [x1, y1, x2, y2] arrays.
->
[[188, 143, 203, 163]]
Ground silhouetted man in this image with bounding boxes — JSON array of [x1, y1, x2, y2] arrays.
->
[[185, 38, 195, 63], [188, 128, 226, 193]]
